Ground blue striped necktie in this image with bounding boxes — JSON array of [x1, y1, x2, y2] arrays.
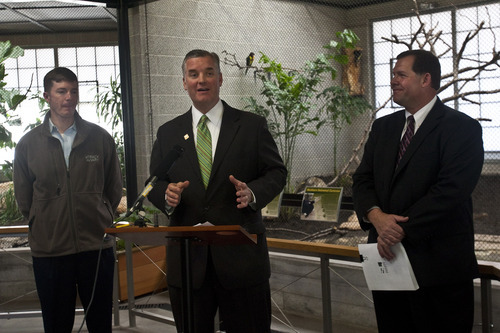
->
[[197, 115, 212, 188]]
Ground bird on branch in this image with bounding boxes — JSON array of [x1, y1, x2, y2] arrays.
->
[[245, 52, 255, 75]]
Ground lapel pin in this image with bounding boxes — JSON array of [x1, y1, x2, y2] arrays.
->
[[184, 134, 189, 140]]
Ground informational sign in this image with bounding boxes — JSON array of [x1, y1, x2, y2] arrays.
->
[[300, 187, 343, 222], [262, 191, 284, 218]]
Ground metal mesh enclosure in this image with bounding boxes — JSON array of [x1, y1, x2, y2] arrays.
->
[[0, 0, 499, 263], [209, 0, 500, 262]]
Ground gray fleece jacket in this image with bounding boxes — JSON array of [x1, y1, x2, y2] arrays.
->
[[14, 112, 122, 257]]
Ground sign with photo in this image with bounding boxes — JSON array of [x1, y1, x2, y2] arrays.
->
[[300, 187, 343, 222]]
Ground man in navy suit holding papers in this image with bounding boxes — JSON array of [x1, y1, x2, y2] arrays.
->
[[353, 50, 484, 332]]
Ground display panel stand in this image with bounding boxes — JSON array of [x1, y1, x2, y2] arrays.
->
[[105, 225, 257, 333]]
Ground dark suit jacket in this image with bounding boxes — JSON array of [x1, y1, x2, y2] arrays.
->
[[148, 101, 287, 289], [353, 98, 484, 287]]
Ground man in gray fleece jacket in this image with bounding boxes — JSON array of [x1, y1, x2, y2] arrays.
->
[[14, 67, 122, 333]]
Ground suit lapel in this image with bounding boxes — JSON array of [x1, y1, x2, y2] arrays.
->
[[393, 99, 445, 175], [211, 102, 240, 181], [381, 112, 406, 183], [179, 110, 205, 186]]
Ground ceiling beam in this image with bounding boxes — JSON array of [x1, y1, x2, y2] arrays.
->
[[0, 2, 54, 32], [100, 6, 117, 22]]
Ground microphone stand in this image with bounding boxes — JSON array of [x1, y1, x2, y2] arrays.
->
[[133, 206, 148, 227]]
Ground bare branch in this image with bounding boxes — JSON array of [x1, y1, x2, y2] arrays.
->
[[441, 50, 500, 84], [456, 22, 484, 69], [221, 50, 244, 70], [441, 88, 500, 104], [327, 96, 392, 186], [381, 25, 424, 49]]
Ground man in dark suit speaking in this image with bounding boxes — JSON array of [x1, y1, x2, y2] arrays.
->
[[353, 50, 484, 332], [147, 49, 286, 333]]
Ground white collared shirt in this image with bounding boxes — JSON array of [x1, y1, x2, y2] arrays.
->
[[192, 99, 223, 160], [49, 119, 77, 168], [401, 96, 436, 139]]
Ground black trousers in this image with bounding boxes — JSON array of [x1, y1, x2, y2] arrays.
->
[[32, 247, 115, 333], [372, 280, 475, 333], [168, 250, 272, 333]]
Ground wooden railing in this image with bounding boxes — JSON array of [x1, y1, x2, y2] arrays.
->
[[266, 236, 500, 333], [0, 225, 29, 236], [1, 221, 499, 333], [266, 237, 359, 333], [478, 261, 500, 333]]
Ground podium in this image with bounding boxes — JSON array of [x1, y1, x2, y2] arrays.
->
[[105, 225, 257, 333]]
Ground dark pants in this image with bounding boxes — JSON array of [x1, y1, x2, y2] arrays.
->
[[32, 247, 115, 333], [169, 251, 272, 333], [372, 280, 474, 333]]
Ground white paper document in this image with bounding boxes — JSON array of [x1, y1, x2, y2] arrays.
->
[[358, 242, 419, 291], [194, 222, 214, 227]]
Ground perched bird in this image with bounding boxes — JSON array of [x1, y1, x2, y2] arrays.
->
[[245, 52, 255, 74]]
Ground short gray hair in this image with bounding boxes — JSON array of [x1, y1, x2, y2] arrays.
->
[[181, 49, 220, 76]]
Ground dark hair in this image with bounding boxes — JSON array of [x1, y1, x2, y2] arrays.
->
[[181, 49, 220, 76], [43, 67, 78, 92], [397, 50, 441, 90]]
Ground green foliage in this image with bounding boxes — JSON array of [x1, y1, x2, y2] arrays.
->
[[244, 29, 369, 192], [94, 76, 126, 186], [0, 41, 42, 225], [1, 161, 13, 181], [114, 205, 162, 251], [245, 53, 325, 191], [317, 85, 371, 174], [0, 41, 27, 150], [95, 76, 122, 130], [324, 29, 361, 65], [0, 183, 23, 226], [118, 205, 161, 224], [0, 41, 24, 63]]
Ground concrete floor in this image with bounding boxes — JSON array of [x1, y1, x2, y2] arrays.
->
[[0, 291, 376, 333]]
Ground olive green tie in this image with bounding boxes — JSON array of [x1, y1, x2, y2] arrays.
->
[[197, 115, 212, 188]]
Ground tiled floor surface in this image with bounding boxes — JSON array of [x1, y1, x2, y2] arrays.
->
[[0, 291, 375, 333]]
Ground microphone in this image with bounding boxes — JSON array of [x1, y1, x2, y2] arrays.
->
[[124, 145, 184, 218]]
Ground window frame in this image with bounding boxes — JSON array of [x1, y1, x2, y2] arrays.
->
[[370, 1, 500, 154]]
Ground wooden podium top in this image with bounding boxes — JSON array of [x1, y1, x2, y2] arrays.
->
[[105, 225, 257, 246]]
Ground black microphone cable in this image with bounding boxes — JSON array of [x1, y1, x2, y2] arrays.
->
[[78, 206, 158, 332], [77, 144, 184, 330], [76, 232, 108, 333]]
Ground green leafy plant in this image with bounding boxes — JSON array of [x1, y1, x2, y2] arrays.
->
[[114, 205, 162, 251], [0, 182, 23, 225], [245, 56, 322, 192], [95, 76, 122, 130], [0, 41, 28, 224], [317, 86, 371, 175], [0, 41, 27, 150], [22, 92, 47, 133], [244, 29, 369, 192], [94, 76, 125, 185]]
